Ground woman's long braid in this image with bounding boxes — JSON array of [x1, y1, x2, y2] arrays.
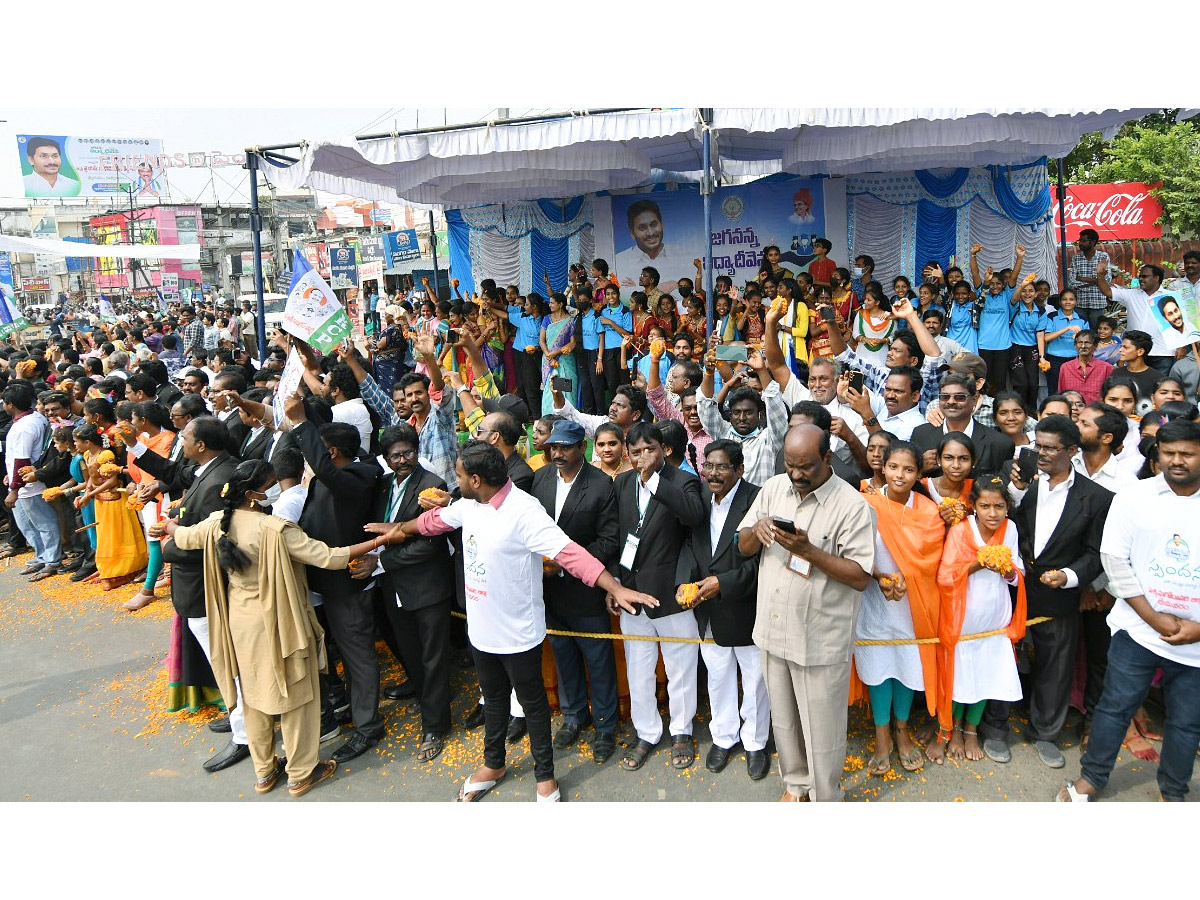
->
[[215, 459, 273, 573], [686, 441, 698, 475]]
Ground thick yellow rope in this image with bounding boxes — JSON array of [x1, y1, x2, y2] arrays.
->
[[449, 610, 1054, 646]]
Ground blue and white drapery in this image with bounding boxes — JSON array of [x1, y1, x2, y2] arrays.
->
[[848, 159, 1058, 292], [445, 197, 593, 296]]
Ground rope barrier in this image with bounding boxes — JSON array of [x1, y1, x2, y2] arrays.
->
[[449, 610, 1054, 647]]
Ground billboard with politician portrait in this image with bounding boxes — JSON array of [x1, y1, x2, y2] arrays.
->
[[16, 134, 164, 199], [611, 179, 828, 295]]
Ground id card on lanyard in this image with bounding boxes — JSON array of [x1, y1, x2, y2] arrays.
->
[[620, 479, 652, 572]]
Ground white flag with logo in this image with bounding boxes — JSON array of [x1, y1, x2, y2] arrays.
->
[[282, 249, 351, 352]]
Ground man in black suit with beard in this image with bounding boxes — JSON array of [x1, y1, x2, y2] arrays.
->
[[121, 415, 246, 772], [677, 439, 769, 780], [530, 420, 622, 763]]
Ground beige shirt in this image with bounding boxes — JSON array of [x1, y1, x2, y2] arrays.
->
[[739, 471, 876, 666]]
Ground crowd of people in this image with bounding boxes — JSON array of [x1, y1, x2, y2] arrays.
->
[[2, 234, 1198, 802]]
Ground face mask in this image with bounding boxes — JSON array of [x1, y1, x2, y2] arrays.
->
[[260, 484, 281, 507], [678, 286, 693, 298], [851, 266, 864, 278]]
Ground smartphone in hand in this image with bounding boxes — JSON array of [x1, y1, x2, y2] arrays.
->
[[847, 371, 865, 394]]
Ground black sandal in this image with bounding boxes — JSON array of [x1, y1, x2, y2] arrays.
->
[[417, 733, 444, 762], [620, 738, 657, 771], [670, 734, 695, 769]]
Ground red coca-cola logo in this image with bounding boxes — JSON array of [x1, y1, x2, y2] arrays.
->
[[1051, 183, 1163, 241]]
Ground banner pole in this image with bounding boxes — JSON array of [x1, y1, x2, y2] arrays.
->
[[429, 209, 440, 302], [246, 153, 267, 362], [701, 109, 714, 338], [1056, 158, 1069, 292]]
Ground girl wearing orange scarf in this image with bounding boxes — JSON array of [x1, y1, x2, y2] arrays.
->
[[931, 477, 1026, 764], [923, 432, 975, 527], [854, 441, 945, 775]]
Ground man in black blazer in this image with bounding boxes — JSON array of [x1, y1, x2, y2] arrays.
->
[[910, 373, 1015, 476], [126, 416, 246, 773], [531, 420, 622, 763], [212, 370, 251, 452], [677, 439, 769, 780], [475, 409, 534, 492], [607, 422, 707, 771], [367, 424, 456, 763], [983, 414, 1113, 769], [285, 395, 385, 765]]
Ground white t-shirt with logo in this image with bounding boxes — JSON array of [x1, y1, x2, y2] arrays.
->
[[1103, 475, 1200, 667], [439, 485, 571, 654]]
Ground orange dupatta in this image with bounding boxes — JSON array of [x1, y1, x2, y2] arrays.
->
[[856, 491, 945, 717], [936, 519, 1027, 735]]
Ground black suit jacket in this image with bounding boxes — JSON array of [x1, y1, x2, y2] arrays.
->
[[612, 464, 706, 619], [160, 453, 239, 618], [911, 422, 1016, 477], [219, 410, 251, 457], [1012, 472, 1113, 617], [238, 426, 273, 462], [505, 451, 535, 493], [676, 480, 761, 646], [532, 462, 620, 618], [293, 419, 381, 596], [374, 467, 455, 610]]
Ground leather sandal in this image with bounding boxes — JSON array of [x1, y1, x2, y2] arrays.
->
[[619, 738, 657, 771], [670, 734, 695, 769], [416, 733, 444, 762], [288, 759, 337, 798], [254, 757, 286, 795]]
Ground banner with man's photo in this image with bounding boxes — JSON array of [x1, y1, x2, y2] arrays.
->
[[1151, 289, 1200, 350], [610, 179, 828, 295], [16, 135, 165, 199]]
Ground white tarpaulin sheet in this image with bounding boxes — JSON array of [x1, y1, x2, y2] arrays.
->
[[258, 108, 1174, 209], [0, 234, 201, 261]]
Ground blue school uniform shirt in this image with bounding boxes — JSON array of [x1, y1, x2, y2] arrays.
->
[[1043, 309, 1085, 358], [1009, 304, 1047, 347], [581, 308, 603, 351], [507, 305, 543, 351], [977, 286, 1015, 351], [945, 300, 978, 353], [598, 303, 632, 350]]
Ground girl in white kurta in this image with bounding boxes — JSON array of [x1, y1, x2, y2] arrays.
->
[[932, 477, 1026, 764]]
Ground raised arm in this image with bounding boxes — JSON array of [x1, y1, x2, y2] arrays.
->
[[1006, 245, 1026, 288], [969, 243, 983, 288], [890, 297, 943, 361], [763, 298, 793, 389]]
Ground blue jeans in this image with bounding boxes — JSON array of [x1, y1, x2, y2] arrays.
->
[[546, 608, 619, 734], [1080, 629, 1200, 801], [14, 495, 61, 566]]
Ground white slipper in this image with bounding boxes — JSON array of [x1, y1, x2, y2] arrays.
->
[[455, 773, 505, 802], [536, 788, 561, 802], [1056, 781, 1090, 802]]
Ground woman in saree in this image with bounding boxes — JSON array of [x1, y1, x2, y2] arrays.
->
[[371, 306, 410, 396], [853, 440, 945, 776], [540, 292, 577, 414]]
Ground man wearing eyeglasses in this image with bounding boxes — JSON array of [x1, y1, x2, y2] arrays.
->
[[678, 440, 770, 780], [991, 414, 1113, 768], [910, 373, 1014, 475]]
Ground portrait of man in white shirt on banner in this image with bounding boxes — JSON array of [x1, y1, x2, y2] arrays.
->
[[21, 137, 81, 198]]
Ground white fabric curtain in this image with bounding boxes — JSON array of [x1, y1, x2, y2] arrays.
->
[[850, 195, 905, 289], [469, 229, 522, 291], [966, 201, 1060, 290]]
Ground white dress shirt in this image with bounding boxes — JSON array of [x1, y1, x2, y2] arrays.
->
[[1014, 468, 1080, 588], [709, 481, 741, 550]]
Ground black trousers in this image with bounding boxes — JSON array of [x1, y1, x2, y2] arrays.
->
[[317, 588, 383, 737], [1081, 608, 1112, 725], [513, 350, 543, 423], [546, 606, 619, 733], [474, 642, 554, 781], [382, 588, 453, 735], [979, 348, 1010, 397], [1008, 344, 1039, 409], [1026, 612, 1081, 743], [580, 349, 606, 414], [602, 348, 625, 398]]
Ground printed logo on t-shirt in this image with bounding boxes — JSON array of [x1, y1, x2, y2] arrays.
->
[[1165, 534, 1190, 563], [464, 533, 487, 581]]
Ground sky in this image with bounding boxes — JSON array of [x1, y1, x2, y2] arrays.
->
[[0, 108, 548, 207]]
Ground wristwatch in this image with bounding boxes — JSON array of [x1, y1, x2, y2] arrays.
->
[[864, 416, 879, 427]]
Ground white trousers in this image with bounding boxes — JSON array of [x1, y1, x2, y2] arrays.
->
[[700, 626, 771, 751], [188, 616, 248, 746], [620, 609, 699, 745]]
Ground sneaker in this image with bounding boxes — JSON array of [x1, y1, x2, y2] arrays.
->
[[320, 720, 341, 742], [1035, 740, 1065, 768], [983, 739, 1011, 764]]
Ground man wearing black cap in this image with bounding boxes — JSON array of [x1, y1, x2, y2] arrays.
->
[[531, 420, 622, 762]]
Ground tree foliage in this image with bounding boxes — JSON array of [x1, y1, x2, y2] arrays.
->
[[1050, 110, 1200, 239]]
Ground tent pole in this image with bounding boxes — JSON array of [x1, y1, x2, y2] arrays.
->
[[1056, 158, 1069, 292], [429, 209, 440, 301], [701, 109, 714, 338], [246, 153, 267, 362]]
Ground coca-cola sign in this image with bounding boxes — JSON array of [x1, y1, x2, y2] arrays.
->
[[1050, 182, 1163, 241]]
